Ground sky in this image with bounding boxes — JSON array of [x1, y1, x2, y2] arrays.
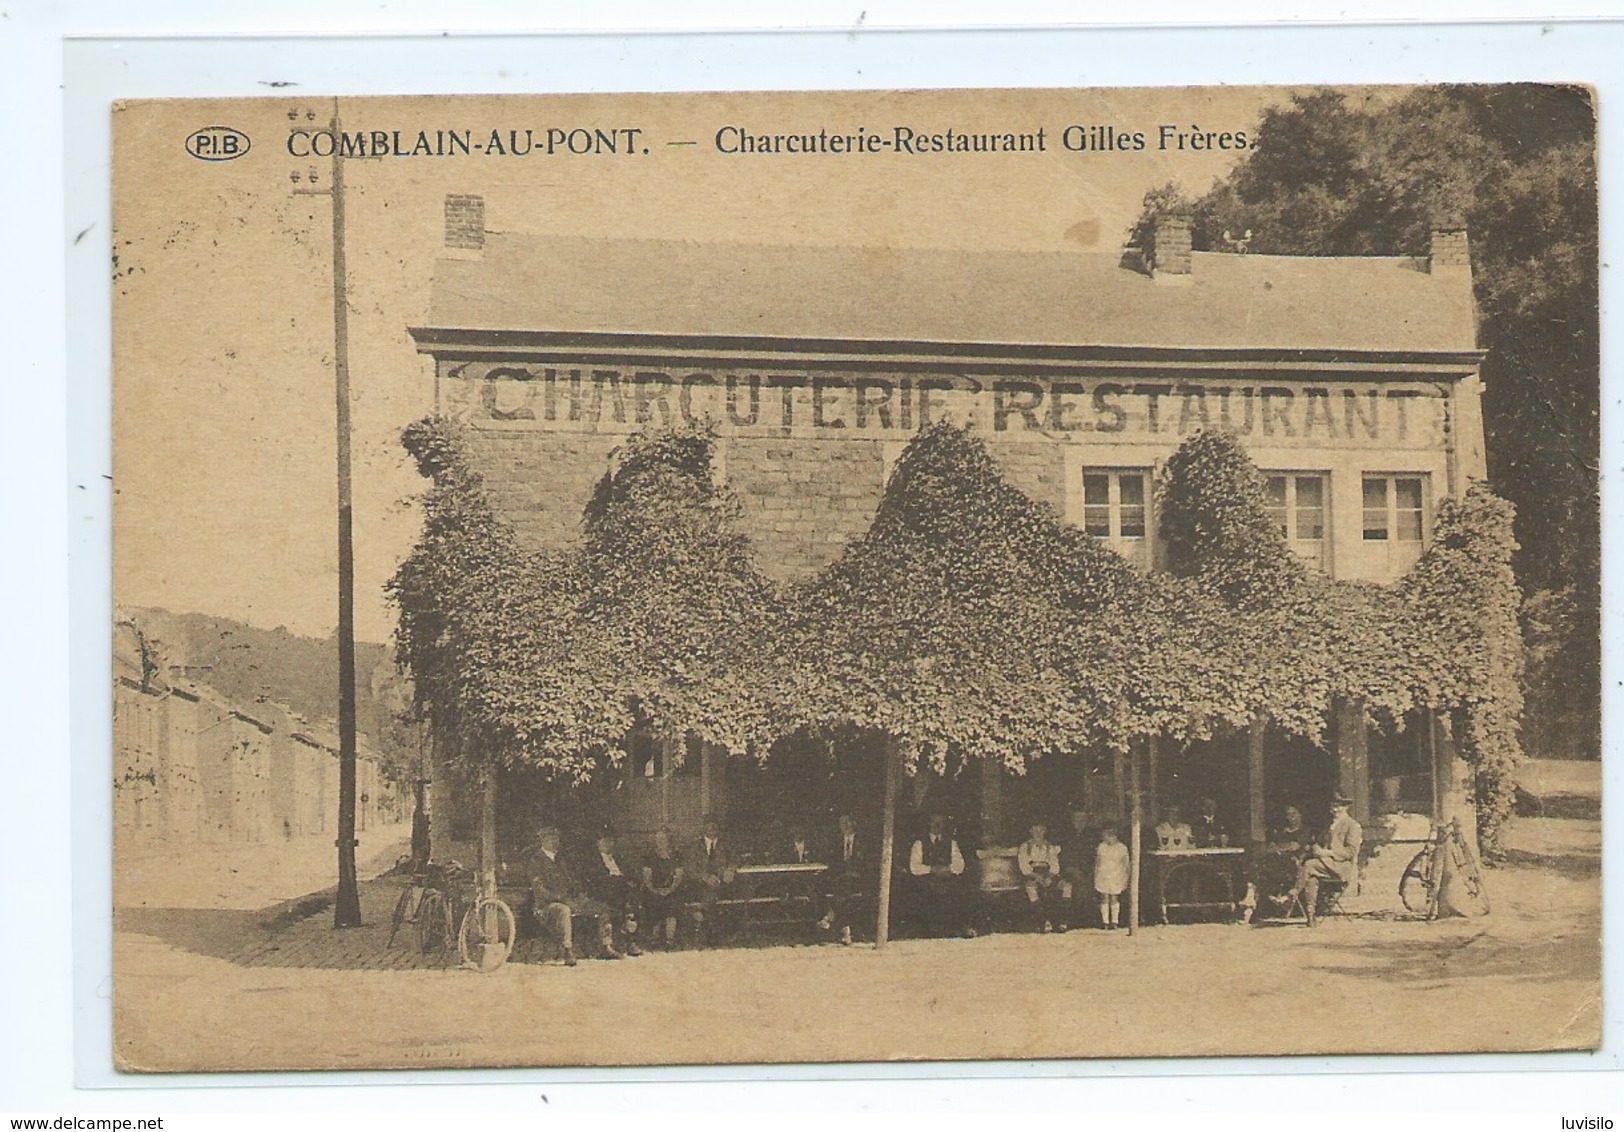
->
[[113, 85, 1323, 643]]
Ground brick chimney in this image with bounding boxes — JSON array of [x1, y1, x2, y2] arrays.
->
[[1429, 225, 1470, 273], [444, 193, 485, 250], [1151, 210, 1193, 278]]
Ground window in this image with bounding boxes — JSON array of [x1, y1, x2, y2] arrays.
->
[[1081, 468, 1153, 569], [626, 729, 663, 779], [625, 729, 702, 781], [1264, 473, 1328, 568], [1082, 469, 1149, 539], [1362, 475, 1427, 542]]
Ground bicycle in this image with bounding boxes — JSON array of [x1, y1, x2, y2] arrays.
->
[[456, 871, 518, 972], [387, 859, 463, 957], [1398, 819, 1490, 919], [388, 860, 517, 971]]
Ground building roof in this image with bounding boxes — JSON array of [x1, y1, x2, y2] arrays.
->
[[420, 233, 1480, 356]]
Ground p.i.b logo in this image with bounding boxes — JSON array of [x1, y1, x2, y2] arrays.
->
[[185, 125, 251, 162]]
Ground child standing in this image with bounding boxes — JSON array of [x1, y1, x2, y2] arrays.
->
[[1093, 826, 1131, 929]]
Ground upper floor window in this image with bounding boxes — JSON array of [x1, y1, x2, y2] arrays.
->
[[1264, 472, 1328, 569], [1363, 475, 1427, 542]]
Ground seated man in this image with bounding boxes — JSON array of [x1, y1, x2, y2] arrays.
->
[[786, 823, 816, 865], [578, 828, 643, 956], [527, 825, 620, 965], [682, 814, 738, 946], [818, 812, 868, 945], [1016, 821, 1071, 932], [1057, 808, 1097, 928], [1190, 797, 1230, 848], [907, 812, 976, 939], [1289, 794, 1363, 926]]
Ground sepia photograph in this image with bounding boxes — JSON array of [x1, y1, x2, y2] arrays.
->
[[109, 84, 1601, 1071]]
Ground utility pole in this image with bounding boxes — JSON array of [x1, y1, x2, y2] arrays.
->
[[292, 100, 361, 927]]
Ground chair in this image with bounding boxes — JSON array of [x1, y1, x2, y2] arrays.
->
[[1287, 843, 1369, 924]]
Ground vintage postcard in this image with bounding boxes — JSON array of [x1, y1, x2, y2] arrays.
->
[[111, 85, 1601, 1071]]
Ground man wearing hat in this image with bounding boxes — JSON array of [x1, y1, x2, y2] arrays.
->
[[528, 824, 621, 964], [579, 827, 644, 957], [1290, 794, 1363, 926]]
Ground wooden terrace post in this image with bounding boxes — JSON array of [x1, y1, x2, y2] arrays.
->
[[1247, 716, 1267, 849], [875, 736, 901, 949], [1112, 746, 1128, 822], [697, 732, 712, 816], [479, 759, 498, 896], [1128, 738, 1143, 936], [1147, 735, 1160, 828], [1335, 697, 1372, 827]]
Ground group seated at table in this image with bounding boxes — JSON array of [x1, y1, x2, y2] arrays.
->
[[1137, 799, 1252, 923], [511, 797, 1355, 959], [508, 813, 877, 961], [1156, 797, 1232, 851]]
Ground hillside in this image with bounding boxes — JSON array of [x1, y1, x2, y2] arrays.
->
[[121, 607, 416, 775]]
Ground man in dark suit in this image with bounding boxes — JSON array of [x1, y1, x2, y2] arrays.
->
[[528, 825, 620, 965], [786, 824, 815, 865], [817, 812, 868, 945], [577, 828, 644, 956], [1190, 796, 1231, 848], [682, 814, 738, 946], [1057, 808, 1098, 927]]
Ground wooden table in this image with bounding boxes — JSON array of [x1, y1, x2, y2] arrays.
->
[[1149, 847, 1247, 924], [729, 862, 830, 937]]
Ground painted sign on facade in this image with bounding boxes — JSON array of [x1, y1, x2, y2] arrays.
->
[[440, 363, 1453, 451]]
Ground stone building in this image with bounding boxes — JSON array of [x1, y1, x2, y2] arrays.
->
[[410, 196, 1487, 858], [113, 620, 405, 849]]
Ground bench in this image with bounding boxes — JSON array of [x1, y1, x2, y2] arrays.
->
[[974, 847, 1054, 932]]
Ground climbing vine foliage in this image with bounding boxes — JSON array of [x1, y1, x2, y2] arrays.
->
[[390, 417, 1524, 851]]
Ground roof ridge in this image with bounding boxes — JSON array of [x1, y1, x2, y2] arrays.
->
[[477, 231, 1428, 266]]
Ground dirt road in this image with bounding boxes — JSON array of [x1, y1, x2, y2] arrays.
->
[[112, 812, 1600, 1071]]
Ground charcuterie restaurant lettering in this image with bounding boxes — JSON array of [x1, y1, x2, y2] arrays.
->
[[448, 365, 1446, 448]]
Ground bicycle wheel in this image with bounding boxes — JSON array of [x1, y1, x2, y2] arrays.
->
[[458, 897, 516, 973], [417, 890, 455, 959], [1399, 848, 1434, 914], [388, 884, 419, 947]]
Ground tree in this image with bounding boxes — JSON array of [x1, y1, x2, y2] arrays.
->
[[391, 418, 779, 786], [1186, 84, 1598, 760], [775, 421, 1143, 771], [1157, 429, 1305, 611], [1401, 484, 1525, 849], [578, 425, 781, 762]]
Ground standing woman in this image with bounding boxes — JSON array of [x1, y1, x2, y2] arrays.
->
[[641, 826, 686, 949]]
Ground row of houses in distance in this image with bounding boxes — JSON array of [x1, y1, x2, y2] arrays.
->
[[114, 618, 409, 849]]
